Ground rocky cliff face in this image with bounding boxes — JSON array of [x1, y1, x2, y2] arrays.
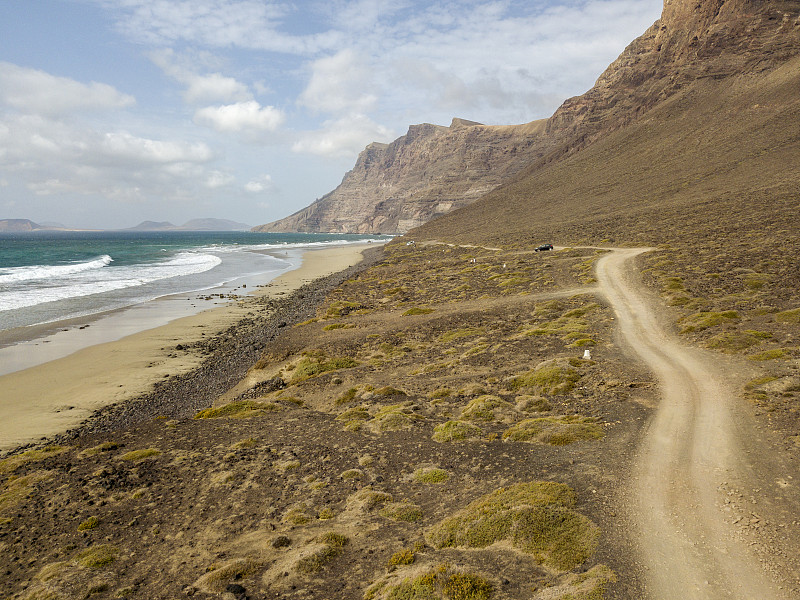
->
[[255, 118, 551, 234], [255, 0, 800, 235]]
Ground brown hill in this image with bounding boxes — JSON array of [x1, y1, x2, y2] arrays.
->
[[412, 0, 800, 249]]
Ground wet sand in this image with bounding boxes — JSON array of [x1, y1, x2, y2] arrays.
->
[[0, 244, 374, 452]]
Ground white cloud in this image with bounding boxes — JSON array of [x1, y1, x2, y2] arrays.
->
[[149, 49, 252, 104], [0, 62, 135, 117], [292, 114, 393, 158], [298, 49, 377, 114], [194, 101, 285, 133], [100, 131, 213, 164], [244, 174, 273, 193], [205, 170, 235, 188]]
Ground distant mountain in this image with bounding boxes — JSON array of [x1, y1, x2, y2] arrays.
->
[[127, 221, 176, 231], [0, 219, 43, 232], [126, 218, 251, 231]]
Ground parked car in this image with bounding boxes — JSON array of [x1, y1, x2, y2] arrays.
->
[[535, 244, 554, 252]]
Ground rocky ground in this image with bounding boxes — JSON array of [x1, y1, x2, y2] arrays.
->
[[0, 242, 658, 600]]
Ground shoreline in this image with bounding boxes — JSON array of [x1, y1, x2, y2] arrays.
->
[[0, 243, 381, 454]]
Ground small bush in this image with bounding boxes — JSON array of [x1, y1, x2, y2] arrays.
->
[[75, 545, 118, 569], [680, 310, 739, 333], [460, 395, 512, 422], [336, 387, 359, 405], [118, 448, 161, 462], [387, 548, 416, 568], [77, 516, 100, 531], [291, 355, 359, 383], [426, 481, 598, 571], [749, 349, 787, 361], [296, 532, 349, 574], [512, 361, 580, 395], [402, 307, 435, 316], [194, 400, 281, 419], [413, 467, 449, 484], [380, 501, 423, 522], [432, 421, 482, 443], [503, 416, 604, 445], [340, 469, 363, 480], [775, 308, 800, 324]]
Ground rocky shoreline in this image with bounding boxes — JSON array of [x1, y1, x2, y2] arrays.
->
[[40, 245, 385, 450]]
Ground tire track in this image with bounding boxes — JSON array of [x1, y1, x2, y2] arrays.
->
[[595, 248, 797, 600]]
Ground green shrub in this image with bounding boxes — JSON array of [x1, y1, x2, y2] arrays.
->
[[426, 482, 598, 571], [413, 467, 449, 484], [679, 310, 739, 333], [503, 416, 603, 445], [291, 355, 359, 383], [460, 396, 512, 422], [194, 400, 281, 419], [402, 307, 435, 316], [432, 421, 482, 443], [511, 362, 580, 395], [775, 308, 800, 324], [77, 516, 100, 531], [749, 349, 787, 361], [118, 448, 161, 462], [380, 501, 423, 522], [75, 545, 118, 568]]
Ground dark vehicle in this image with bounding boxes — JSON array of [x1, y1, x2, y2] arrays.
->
[[535, 244, 553, 252]]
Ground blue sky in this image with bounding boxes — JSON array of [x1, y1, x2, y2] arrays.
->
[[0, 0, 662, 229]]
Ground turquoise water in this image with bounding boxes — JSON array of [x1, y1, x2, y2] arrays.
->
[[0, 231, 386, 331]]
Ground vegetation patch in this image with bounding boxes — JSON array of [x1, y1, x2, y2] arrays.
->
[[194, 558, 265, 593], [118, 448, 161, 462], [75, 545, 118, 569], [439, 328, 485, 344], [365, 564, 493, 600], [77, 516, 100, 531], [0, 446, 66, 475], [535, 564, 616, 600], [375, 386, 408, 397], [460, 395, 513, 422], [351, 488, 393, 511], [79, 442, 120, 458], [426, 481, 599, 571], [413, 467, 449, 484], [194, 400, 281, 419], [679, 310, 739, 333], [749, 349, 787, 361], [511, 360, 581, 395], [774, 308, 800, 324], [323, 322, 356, 331], [369, 404, 419, 432], [336, 387, 359, 405], [403, 307, 435, 316], [380, 501, 423, 522], [503, 416, 604, 445], [0, 471, 50, 513], [432, 421, 482, 443], [290, 353, 360, 383], [296, 532, 349, 574], [705, 330, 771, 353], [515, 395, 552, 413]]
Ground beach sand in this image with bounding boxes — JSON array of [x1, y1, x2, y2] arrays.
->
[[0, 243, 373, 452]]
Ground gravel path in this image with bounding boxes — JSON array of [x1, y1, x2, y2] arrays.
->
[[596, 248, 800, 599]]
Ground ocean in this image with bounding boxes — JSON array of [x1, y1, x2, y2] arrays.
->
[[0, 230, 387, 334]]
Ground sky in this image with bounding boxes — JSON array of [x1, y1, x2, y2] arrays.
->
[[0, 0, 663, 230]]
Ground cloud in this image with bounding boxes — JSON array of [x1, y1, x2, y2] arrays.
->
[[244, 174, 274, 193], [298, 49, 377, 114], [205, 170, 235, 188], [149, 49, 252, 104], [194, 101, 285, 133], [98, 0, 339, 53], [292, 114, 393, 158], [0, 62, 135, 116]]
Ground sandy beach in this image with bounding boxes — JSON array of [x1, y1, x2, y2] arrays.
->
[[0, 243, 374, 453]]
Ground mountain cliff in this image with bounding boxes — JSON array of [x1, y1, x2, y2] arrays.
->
[[255, 0, 800, 235], [254, 118, 552, 234]]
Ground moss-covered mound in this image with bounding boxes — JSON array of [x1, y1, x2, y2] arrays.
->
[[503, 415, 604, 445], [426, 482, 599, 571]]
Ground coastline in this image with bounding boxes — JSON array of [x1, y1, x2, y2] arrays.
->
[[0, 243, 379, 453]]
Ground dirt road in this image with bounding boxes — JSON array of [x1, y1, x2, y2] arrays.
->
[[595, 248, 800, 600]]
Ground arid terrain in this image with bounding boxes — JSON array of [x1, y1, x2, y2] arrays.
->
[[3, 0, 800, 598]]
